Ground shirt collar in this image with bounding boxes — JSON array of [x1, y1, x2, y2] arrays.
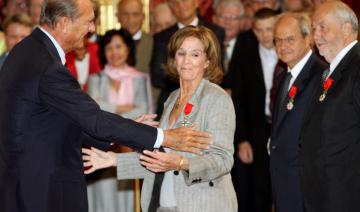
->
[[177, 16, 199, 29], [259, 44, 277, 58], [132, 30, 142, 41], [330, 40, 357, 72], [39, 27, 66, 65], [227, 38, 236, 48], [288, 50, 313, 79]]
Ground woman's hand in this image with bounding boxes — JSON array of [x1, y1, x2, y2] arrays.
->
[[82, 147, 117, 174], [134, 114, 159, 127], [139, 150, 189, 173], [116, 104, 135, 114]]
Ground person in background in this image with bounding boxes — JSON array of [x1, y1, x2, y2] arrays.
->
[[283, 0, 312, 11], [150, 2, 177, 34], [212, 0, 244, 94], [86, 28, 153, 212], [117, 0, 153, 74], [2, 0, 28, 18], [27, 0, 43, 25], [83, 25, 237, 212], [65, 37, 102, 91], [231, 8, 279, 212], [0, 0, 29, 54], [238, 0, 281, 32], [0, 13, 32, 69]]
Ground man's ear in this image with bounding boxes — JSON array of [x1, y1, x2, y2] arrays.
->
[[342, 21, 354, 38], [56, 16, 72, 34]]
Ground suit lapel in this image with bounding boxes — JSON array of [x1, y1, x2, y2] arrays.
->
[[274, 53, 317, 131], [322, 43, 359, 97], [228, 38, 241, 71], [254, 44, 266, 86]]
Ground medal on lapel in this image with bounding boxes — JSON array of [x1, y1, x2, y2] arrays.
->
[[319, 78, 334, 102], [181, 103, 194, 126], [287, 85, 298, 110]]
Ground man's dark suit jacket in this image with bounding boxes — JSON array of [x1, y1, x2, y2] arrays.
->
[[270, 52, 326, 212], [0, 28, 157, 212], [150, 18, 225, 117], [299, 43, 360, 212], [231, 30, 272, 212], [221, 34, 242, 89]]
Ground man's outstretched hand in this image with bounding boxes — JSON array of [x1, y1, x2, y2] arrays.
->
[[163, 126, 211, 154]]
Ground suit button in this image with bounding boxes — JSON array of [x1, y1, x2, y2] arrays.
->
[[173, 171, 179, 175], [272, 146, 276, 150], [298, 144, 302, 148], [209, 181, 214, 187]]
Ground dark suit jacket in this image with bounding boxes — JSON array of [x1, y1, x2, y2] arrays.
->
[[222, 34, 242, 89], [231, 30, 272, 212], [232, 30, 270, 149], [0, 53, 7, 70], [0, 28, 157, 212], [270, 52, 326, 212], [150, 18, 225, 117], [300, 43, 360, 212]]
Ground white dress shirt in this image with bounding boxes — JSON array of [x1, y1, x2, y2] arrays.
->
[[75, 53, 90, 86], [328, 40, 358, 78], [287, 50, 313, 90], [226, 38, 236, 59], [177, 17, 199, 29], [38, 27, 164, 147], [259, 44, 278, 116], [133, 30, 142, 41]]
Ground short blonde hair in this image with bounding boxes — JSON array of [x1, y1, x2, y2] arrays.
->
[[165, 26, 223, 84]]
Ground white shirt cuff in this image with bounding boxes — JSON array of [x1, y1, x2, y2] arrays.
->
[[153, 128, 164, 148]]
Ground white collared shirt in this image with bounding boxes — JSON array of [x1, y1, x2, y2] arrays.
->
[[132, 30, 142, 41], [39, 26, 164, 147], [39, 27, 66, 65], [226, 38, 237, 60], [75, 53, 90, 86], [328, 40, 358, 78], [287, 50, 313, 90], [177, 16, 199, 29], [259, 44, 278, 116]]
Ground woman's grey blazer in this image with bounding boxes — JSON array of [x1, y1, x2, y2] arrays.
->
[[116, 79, 238, 212], [87, 72, 150, 119]]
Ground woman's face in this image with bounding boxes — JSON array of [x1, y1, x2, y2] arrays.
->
[[175, 37, 209, 82], [105, 35, 129, 68]]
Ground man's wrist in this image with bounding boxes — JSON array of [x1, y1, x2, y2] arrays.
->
[[153, 128, 164, 148]]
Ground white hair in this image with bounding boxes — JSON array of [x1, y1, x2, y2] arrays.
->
[[331, 1, 358, 34], [214, 0, 245, 17]]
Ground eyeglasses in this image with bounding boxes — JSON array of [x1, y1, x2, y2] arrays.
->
[[274, 36, 297, 46], [217, 14, 241, 21]]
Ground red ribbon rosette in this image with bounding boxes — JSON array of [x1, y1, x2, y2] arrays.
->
[[288, 86, 298, 99], [287, 85, 298, 110], [182, 103, 193, 126], [184, 103, 193, 115], [319, 78, 334, 102], [323, 78, 334, 90]]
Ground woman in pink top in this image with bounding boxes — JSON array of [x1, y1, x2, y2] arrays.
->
[[87, 29, 152, 212]]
